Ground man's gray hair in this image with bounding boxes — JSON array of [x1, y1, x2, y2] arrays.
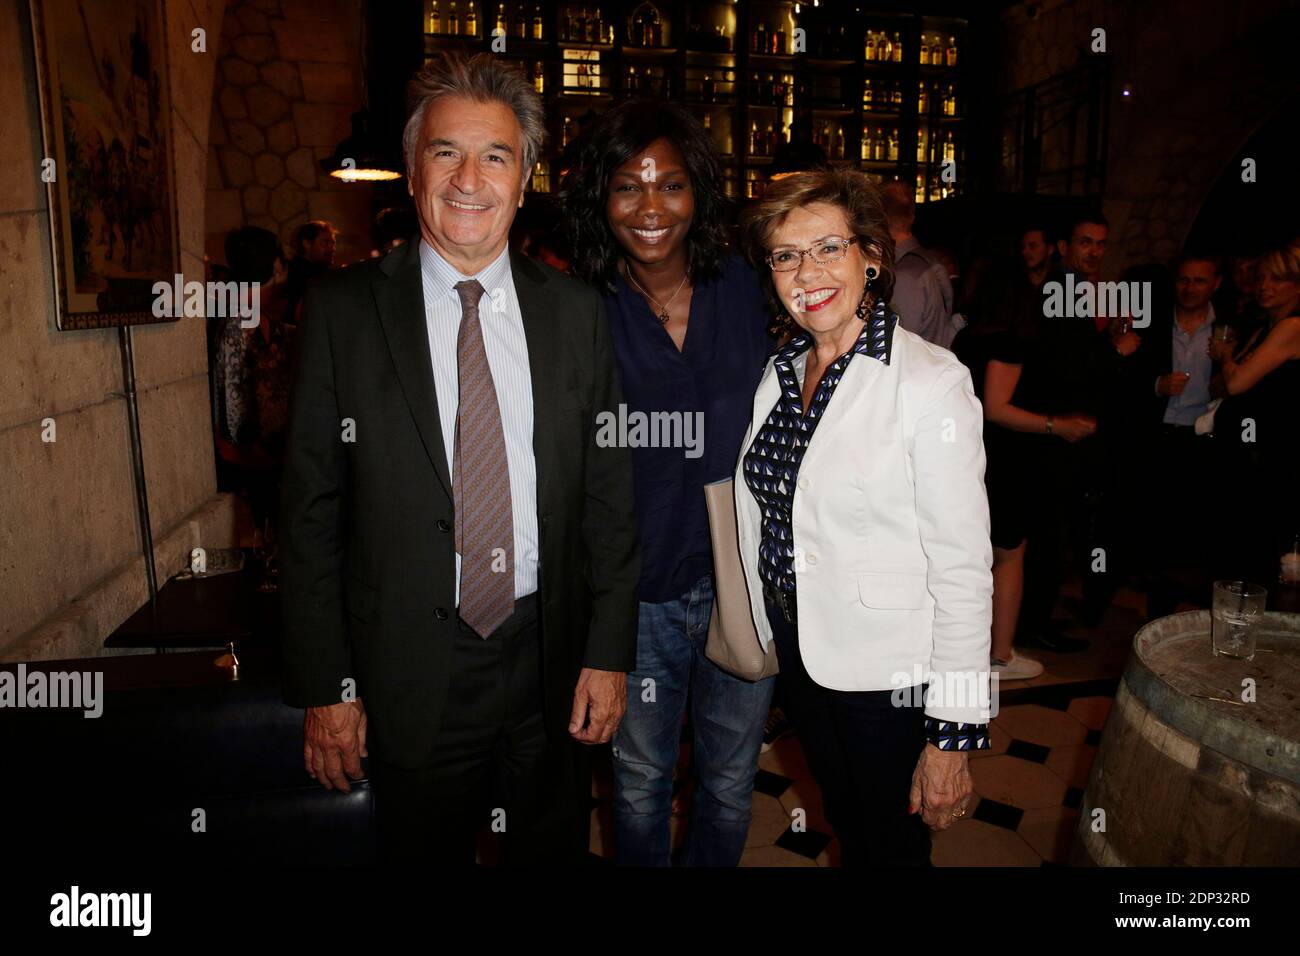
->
[[403, 52, 546, 182]]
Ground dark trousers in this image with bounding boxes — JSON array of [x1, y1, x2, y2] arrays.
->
[[765, 598, 931, 866], [1142, 425, 1215, 617], [1020, 438, 1119, 633], [369, 594, 581, 865]]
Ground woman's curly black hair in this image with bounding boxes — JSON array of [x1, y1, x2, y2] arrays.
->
[[558, 99, 731, 289]]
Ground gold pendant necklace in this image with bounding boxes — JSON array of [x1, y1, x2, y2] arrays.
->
[[625, 262, 688, 325]]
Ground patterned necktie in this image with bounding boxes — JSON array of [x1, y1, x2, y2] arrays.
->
[[452, 279, 514, 638]]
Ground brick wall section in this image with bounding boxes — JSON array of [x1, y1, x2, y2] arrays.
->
[[0, 0, 237, 661], [205, 0, 375, 266], [998, 0, 1298, 271]]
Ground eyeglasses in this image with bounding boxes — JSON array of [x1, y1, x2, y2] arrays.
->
[[766, 238, 853, 273]]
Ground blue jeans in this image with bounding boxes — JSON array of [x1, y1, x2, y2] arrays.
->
[[612, 574, 775, 866]]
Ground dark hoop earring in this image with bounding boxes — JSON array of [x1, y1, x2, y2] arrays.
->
[[865, 266, 878, 281]]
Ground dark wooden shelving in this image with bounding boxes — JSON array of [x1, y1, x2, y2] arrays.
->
[[418, 1, 977, 202]]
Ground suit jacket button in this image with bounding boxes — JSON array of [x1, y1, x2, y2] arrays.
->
[[434, 607, 449, 621], [437, 519, 451, 533]]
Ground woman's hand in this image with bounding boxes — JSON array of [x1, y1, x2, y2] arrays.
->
[[909, 744, 975, 831], [1053, 413, 1097, 442], [1207, 338, 1234, 363]]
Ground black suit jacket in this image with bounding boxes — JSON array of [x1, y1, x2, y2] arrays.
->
[[279, 240, 639, 770]]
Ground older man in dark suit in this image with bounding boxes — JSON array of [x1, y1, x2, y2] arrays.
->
[[279, 51, 639, 864]]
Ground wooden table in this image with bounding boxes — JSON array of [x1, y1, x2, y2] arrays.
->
[[105, 550, 280, 651]]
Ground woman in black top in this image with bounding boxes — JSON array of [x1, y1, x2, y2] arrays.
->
[[1210, 242, 1300, 584]]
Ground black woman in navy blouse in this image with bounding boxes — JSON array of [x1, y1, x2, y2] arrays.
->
[[559, 100, 775, 866]]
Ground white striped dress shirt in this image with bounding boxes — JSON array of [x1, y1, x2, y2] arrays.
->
[[419, 239, 539, 603]]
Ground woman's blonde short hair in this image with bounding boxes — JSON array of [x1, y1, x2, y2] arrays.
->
[[1256, 241, 1300, 284], [739, 168, 896, 320]]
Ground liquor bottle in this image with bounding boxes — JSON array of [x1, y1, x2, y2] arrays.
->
[[944, 84, 956, 115], [627, 65, 638, 93], [532, 4, 543, 39], [914, 171, 925, 202], [766, 73, 777, 105], [873, 127, 885, 161], [918, 81, 928, 114], [532, 62, 544, 94], [929, 174, 941, 201], [495, 2, 506, 36], [447, 0, 459, 35], [562, 116, 574, 146], [755, 21, 768, 53], [465, 1, 477, 35], [749, 120, 760, 156], [892, 81, 903, 107], [835, 123, 845, 159], [429, 0, 441, 33], [703, 113, 713, 143], [892, 31, 903, 62], [863, 78, 873, 108], [919, 35, 929, 65], [880, 32, 893, 62], [860, 127, 871, 161], [865, 31, 876, 61], [784, 74, 794, 106], [942, 131, 955, 162], [593, 9, 603, 43], [511, 6, 526, 37], [916, 126, 928, 162], [887, 127, 899, 161], [765, 122, 776, 156], [702, 73, 715, 102], [722, 118, 733, 155], [946, 36, 958, 67]]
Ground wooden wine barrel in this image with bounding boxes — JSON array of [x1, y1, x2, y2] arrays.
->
[[1073, 610, 1300, 866]]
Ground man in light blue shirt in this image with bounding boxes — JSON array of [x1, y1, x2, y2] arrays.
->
[[1158, 257, 1221, 425]]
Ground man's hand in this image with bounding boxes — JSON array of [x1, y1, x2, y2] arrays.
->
[[909, 744, 975, 832], [304, 699, 368, 792], [1157, 371, 1190, 396], [569, 668, 626, 744]]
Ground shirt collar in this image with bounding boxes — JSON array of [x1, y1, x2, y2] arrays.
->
[[419, 239, 513, 301], [1173, 301, 1217, 335], [776, 296, 897, 368]]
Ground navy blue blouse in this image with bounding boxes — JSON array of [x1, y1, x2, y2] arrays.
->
[[603, 253, 774, 603], [743, 298, 895, 593]]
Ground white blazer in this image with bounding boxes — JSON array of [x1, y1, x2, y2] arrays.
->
[[733, 325, 993, 724]]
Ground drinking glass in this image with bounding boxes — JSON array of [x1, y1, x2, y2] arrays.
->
[[1211, 580, 1266, 661]]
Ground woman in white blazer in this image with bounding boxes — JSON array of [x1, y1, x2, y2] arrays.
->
[[736, 169, 994, 865]]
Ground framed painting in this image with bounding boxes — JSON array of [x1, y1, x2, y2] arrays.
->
[[29, 0, 180, 329]]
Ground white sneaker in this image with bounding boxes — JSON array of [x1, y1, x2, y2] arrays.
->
[[991, 651, 1044, 681]]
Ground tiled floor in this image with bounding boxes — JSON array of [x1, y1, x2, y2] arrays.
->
[[588, 580, 1166, 866]]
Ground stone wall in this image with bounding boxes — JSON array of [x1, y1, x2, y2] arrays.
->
[[998, 0, 1299, 270], [0, 0, 236, 662], [205, 0, 374, 266]]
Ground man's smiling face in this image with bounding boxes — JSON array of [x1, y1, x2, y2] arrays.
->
[[408, 94, 527, 273]]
